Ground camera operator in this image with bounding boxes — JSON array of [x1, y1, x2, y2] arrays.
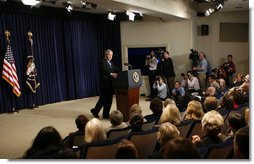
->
[[152, 76, 167, 101]]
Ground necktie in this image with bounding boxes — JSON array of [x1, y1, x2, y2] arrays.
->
[[108, 61, 112, 69]]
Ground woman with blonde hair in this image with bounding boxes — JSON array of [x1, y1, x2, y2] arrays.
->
[[159, 104, 181, 126], [183, 100, 204, 121], [148, 122, 180, 159], [84, 118, 106, 143]]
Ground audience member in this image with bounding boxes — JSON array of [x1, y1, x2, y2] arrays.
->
[[192, 110, 224, 148], [63, 115, 89, 148], [224, 113, 246, 138], [215, 78, 228, 99], [23, 126, 77, 159], [144, 98, 163, 124], [234, 127, 249, 159], [221, 55, 236, 88], [84, 118, 106, 143], [129, 113, 144, 132], [186, 71, 200, 94], [244, 108, 249, 127], [171, 81, 185, 108], [159, 104, 181, 126], [115, 139, 138, 159], [106, 110, 129, 133], [164, 137, 201, 159], [163, 98, 176, 108], [147, 122, 180, 159], [203, 96, 218, 112], [183, 100, 204, 121], [207, 75, 219, 90], [233, 74, 244, 87]]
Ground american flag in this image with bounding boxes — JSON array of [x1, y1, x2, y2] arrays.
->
[[2, 44, 21, 97]]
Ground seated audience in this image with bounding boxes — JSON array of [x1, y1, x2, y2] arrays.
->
[[223, 113, 246, 140], [171, 81, 185, 108], [164, 137, 201, 159], [203, 96, 218, 112], [203, 86, 216, 97], [183, 100, 204, 121], [23, 126, 77, 159], [215, 78, 228, 99], [106, 110, 128, 133], [244, 108, 249, 127], [84, 118, 106, 143], [163, 98, 176, 108], [130, 103, 146, 122], [186, 71, 200, 94], [63, 114, 89, 148], [233, 74, 244, 87], [153, 76, 167, 100], [115, 139, 138, 159], [147, 122, 180, 159], [207, 75, 220, 90], [144, 98, 163, 124], [159, 104, 181, 126], [129, 113, 144, 132], [233, 127, 249, 159], [192, 110, 224, 148]]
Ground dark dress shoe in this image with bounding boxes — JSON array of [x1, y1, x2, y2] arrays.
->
[[90, 108, 99, 118]]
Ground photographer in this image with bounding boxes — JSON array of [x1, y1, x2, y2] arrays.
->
[[153, 76, 167, 101], [171, 81, 185, 108], [221, 55, 236, 88], [189, 49, 199, 67]]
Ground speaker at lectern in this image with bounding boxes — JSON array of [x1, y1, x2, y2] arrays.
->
[[112, 69, 142, 121]]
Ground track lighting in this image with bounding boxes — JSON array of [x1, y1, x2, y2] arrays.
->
[[126, 11, 135, 21], [107, 11, 116, 21]]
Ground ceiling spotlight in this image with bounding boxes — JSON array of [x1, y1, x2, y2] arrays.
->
[[21, 0, 41, 6], [81, 0, 86, 6], [216, 3, 223, 10], [126, 11, 135, 21], [66, 3, 73, 12], [108, 12, 116, 21]]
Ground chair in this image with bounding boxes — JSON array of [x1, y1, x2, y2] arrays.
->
[[80, 136, 126, 159], [177, 120, 193, 138], [204, 137, 234, 159], [142, 118, 157, 131], [187, 120, 203, 140], [128, 127, 159, 159], [107, 126, 131, 140]]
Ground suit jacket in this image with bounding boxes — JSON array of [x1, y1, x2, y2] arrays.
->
[[99, 58, 121, 90]]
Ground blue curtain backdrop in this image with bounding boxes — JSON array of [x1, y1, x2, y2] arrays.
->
[[0, 1, 122, 113]]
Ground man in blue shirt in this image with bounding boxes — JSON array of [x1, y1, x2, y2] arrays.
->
[[193, 52, 208, 92], [171, 81, 185, 109]]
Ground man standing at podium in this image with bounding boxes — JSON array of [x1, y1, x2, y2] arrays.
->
[[90, 49, 120, 119]]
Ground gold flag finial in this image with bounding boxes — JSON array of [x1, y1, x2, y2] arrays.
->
[[28, 31, 33, 39], [5, 30, 11, 40]]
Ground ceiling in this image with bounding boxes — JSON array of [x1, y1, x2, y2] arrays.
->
[[17, 0, 250, 21]]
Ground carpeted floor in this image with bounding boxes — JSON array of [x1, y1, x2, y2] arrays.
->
[[0, 96, 152, 159]]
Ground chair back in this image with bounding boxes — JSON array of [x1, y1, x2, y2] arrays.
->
[[80, 136, 125, 159], [142, 118, 157, 131], [107, 126, 131, 140], [204, 137, 234, 159], [187, 120, 203, 139], [177, 120, 193, 138], [128, 127, 159, 159]]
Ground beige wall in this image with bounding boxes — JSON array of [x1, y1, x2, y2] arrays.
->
[[120, 11, 249, 95], [193, 11, 249, 75]]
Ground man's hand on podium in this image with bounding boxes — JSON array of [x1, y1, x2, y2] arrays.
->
[[110, 73, 118, 78]]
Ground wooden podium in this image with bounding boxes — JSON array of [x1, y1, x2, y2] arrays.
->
[[112, 69, 142, 121]]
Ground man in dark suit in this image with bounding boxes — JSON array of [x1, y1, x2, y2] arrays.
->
[[90, 49, 120, 119]]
